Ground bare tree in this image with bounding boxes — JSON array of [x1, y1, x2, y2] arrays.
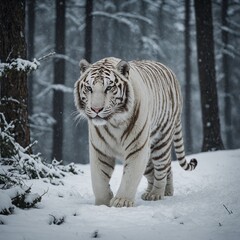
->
[[0, 0, 31, 150], [52, 0, 66, 161], [194, 0, 224, 151]]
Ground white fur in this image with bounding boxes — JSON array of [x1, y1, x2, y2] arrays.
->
[[74, 57, 196, 207]]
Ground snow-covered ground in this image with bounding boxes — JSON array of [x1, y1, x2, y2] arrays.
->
[[1, 149, 240, 240]]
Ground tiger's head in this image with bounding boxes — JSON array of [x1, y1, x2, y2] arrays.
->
[[74, 58, 134, 126]]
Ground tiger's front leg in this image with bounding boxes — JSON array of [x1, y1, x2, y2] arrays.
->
[[110, 140, 150, 207], [89, 141, 115, 206]]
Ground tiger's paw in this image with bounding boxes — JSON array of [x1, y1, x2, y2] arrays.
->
[[141, 192, 163, 201], [110, 197, 134, 207], [164, 188, 174, 196], [141, 192, 151, 200]]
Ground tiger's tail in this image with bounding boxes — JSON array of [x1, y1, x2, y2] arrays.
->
[[173, 121, 197, 171]]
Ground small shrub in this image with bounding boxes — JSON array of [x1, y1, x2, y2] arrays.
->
[[0, 113, 81, 214], [0, 113, 80, 183], [49, 214, 65, 225], [91, 230, 100, 238], [0, 192, 14, 215]]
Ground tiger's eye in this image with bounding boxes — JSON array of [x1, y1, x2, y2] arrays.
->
[[86, 86, 92, 92], [105, 86, 112, 92]]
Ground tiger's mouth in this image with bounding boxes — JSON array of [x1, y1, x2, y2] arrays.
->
[[91, 116, 108, 126]]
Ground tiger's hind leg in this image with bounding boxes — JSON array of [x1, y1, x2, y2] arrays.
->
[[164, 168, 174, 196], [141, 159, 154, 200], [143, 136, 173, 201]]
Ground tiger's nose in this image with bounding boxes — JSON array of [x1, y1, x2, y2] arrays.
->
[[91, 107, 103, 113]]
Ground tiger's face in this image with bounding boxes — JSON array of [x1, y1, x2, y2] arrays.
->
[[74, 59, 134, 126]]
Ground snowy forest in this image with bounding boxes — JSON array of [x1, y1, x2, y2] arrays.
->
[[1, 0, 240, 164], [1, 0, 240, 239], [28, 0, 240, 164]]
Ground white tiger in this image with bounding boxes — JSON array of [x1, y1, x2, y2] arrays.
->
[[74, 57, 197, 207]]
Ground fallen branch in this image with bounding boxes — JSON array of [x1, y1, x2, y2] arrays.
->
[[223, 204, 233, 214]]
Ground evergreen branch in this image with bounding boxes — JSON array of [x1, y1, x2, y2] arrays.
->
[[0, 58, 40, 77]]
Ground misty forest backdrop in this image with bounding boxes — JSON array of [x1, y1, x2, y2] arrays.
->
[[2, 0, 240, 164]]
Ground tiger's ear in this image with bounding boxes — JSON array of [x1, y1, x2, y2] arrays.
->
[[117, 60, 130, 78], [79, 59, 90, 74]]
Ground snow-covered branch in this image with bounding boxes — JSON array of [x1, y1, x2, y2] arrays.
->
[[92, 11, 140, 33], [228, 19, 240, 29], [92, 11, 153, 34], [141, 36, 166, 58], [37, 52, 56, 62], [216, 38, 240, 58], [0, 58, 40, 77], [66, 12, 85, 28], [143, 0, 162, 8], [221, 25, 240, 37], [54, 54, 79, 66], [36, 84, 73, 99], [115, 12, 153, 25], [36, 46, 54, 60]]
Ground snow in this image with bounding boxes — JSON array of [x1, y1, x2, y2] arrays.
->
[[2, 187, 26, 199], [0, 192, 13, 214], [24, 193, 41, 205], [14, 58, 39, 72], [1, 149, 240, 240], [0, 58, 39, 76]]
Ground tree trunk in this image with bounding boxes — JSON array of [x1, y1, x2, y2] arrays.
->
[[27, 0, 35, 115], [75, 0, 93, 163], [184, 0, 192, 153], [84, 0, 93, 62], [52, 0, 66, 161], [0, 0, 31, 149], [194, 0, 224, 151], [221, 0, 232, 148]]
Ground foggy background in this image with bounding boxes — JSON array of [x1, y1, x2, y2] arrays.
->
[[26, 0, 240, 164]]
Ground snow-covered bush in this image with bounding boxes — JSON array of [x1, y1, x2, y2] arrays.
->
[[0, 191, 14, 215], [0, 185, 46, 215], [0, 113, 79, 183], [91, 230, 100, 238], [48, 213, 66, 225], [0, 113, 81, 215], [0, 113, 17, 160]]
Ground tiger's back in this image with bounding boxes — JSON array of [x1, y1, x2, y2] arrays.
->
[[129, 60, 183, 132]]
